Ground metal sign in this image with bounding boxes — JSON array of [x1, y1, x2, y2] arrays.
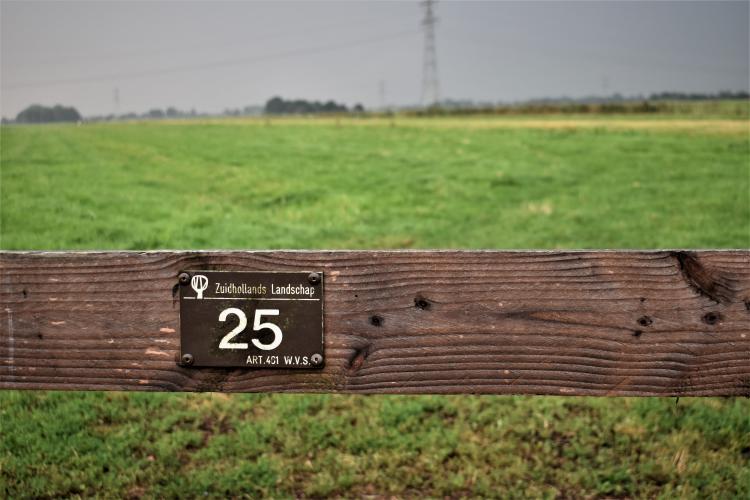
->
[[178, 271, 324, 368]]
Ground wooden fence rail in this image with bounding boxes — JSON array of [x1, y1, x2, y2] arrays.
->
[[1, 250, 748, 396]]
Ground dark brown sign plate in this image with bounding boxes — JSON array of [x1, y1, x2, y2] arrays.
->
[[178, 271, 324, 368]]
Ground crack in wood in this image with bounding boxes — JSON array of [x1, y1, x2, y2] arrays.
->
[[670, 251, 737, 304], [348, 344, 371, 373]]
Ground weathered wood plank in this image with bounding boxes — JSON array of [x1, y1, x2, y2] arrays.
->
[[1, 250, 748, 395]]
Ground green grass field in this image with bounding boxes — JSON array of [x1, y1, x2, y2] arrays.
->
[[1, 115, 749, 498]]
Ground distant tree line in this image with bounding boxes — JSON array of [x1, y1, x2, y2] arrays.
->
[[407, 90, 750, 117], [649, 90, 748, 101], [408, 100, 749, 118], [87, 105, 263, 122], [429, 91, 749, 110], [3, 90, 745, 124], [97, 107, 199, 122], [14, 104, 82, 124], [264, 97, 364, 115]]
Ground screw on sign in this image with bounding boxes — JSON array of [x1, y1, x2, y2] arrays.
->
[[308, 272, 321, 285]]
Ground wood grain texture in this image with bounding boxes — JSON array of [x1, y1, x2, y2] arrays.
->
[[1, 250, 748, 396]]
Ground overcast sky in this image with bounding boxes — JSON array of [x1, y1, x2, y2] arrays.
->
[[1, 1, 748, 117]]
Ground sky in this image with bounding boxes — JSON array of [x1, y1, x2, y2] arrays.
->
[[1, 1, 748, 118]]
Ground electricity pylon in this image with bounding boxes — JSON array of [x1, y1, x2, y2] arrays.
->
[[420, 0, 440, 107]]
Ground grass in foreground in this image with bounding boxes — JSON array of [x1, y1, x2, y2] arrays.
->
[[2, 392, 749, 498], [1, 116, 749, 498]]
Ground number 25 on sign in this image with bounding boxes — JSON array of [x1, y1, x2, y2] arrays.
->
[[218, 308, 283, 351]]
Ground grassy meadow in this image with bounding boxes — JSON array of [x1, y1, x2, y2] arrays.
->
[[1, 113, 749, 497]]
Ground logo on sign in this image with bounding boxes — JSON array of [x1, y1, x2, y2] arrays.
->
[[191, 274, 209, 299]]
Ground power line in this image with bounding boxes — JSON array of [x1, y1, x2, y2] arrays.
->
[[12, 17, 409, 69], [443, 29, 747, 77], [4, 29, 420, 90], [420, 0, 440, 107]]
